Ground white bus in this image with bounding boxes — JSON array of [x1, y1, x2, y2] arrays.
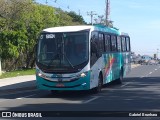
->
[[36, 25, 131, 93]]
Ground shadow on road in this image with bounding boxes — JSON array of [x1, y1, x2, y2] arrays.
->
[[0, 80, 36, 96]]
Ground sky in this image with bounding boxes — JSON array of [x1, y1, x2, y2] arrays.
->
[[36, 0, 160, 58]]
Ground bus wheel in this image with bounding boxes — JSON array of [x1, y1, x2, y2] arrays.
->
[[92, 75, 103, 93], [116, 69, 123, 84]]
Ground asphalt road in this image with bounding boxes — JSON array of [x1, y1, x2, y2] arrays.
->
[[0, 64, 160, 120]]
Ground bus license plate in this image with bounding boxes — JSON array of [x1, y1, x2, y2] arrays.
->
[[56, 84, 65, 87]]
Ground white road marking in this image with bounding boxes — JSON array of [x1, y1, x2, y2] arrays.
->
[[121, 82, 130, 87], [155, 69, 157, 71], [16, 94, 36, 99], [83, 96, 100, 104], [149, 72, 152, 74]]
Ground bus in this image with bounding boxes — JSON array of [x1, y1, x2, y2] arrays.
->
[[36, 25, 131, 93]]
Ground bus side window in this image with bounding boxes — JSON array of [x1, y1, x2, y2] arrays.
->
[[117, 36, 121, 51], [91, 40, 98, 55], [111, 35, 117, 51], [121, 37, 126, 52], [91, 31, 98, 55], [126, 37, 130, 51], [90, 31, 99, 66], [98, 33, 104, 55], [105, 34, 111, 52]]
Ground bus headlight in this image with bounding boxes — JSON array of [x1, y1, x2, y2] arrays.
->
[[36, 71, 47, 78], [77, 71, 89, 78], [38, 72, 42, 76], [80, 73, 86, 77]]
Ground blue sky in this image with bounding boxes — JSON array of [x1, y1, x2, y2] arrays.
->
[[36, 0, 160, 57]]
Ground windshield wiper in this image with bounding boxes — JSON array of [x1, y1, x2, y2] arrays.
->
[[62, 53, 74, 69], [47, 34, 74, 69], [47, 53, 74, 69]]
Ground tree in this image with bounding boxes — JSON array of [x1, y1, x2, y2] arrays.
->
[[21, 3, 58, 69], [0, 1, 58, 70], [0, 1, 87, 71], [67, 11, 86, 25]]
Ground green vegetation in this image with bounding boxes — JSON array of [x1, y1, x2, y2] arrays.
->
[[0, 0, 86, 72], [0, 69, 35, 79]]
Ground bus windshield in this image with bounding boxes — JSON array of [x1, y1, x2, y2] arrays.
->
[[36, 31, 89, 73]]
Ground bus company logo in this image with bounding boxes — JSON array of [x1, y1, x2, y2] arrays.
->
[[104, 55, 115, 77], [58, 78, 63, 82], [56, 74, 62, 82]]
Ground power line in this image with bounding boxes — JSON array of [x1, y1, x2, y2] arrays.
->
[[37, 0, 87, 20], [49, 0, 71, 11], [50, 0, 86, 16]]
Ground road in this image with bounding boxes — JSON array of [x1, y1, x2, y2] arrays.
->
[[0, 65, 160, 120]]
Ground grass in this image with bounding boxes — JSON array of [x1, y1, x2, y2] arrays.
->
[[0, 69, 35, 79]]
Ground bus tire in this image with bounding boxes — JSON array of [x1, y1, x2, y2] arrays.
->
[[116, 68, 123, 84], [92, 74, 103, 94]]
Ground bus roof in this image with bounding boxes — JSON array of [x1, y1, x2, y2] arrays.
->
[[42, 25, 120, 35], [94, 24, 120, 35], [43, 25, 93, 33]]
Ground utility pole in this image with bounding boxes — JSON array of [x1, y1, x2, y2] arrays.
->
[[87, 11, 97, 25], [105, 0, 110, 26]]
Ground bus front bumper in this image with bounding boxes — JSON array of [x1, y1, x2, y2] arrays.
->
[[36, 72, 90, 91]]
